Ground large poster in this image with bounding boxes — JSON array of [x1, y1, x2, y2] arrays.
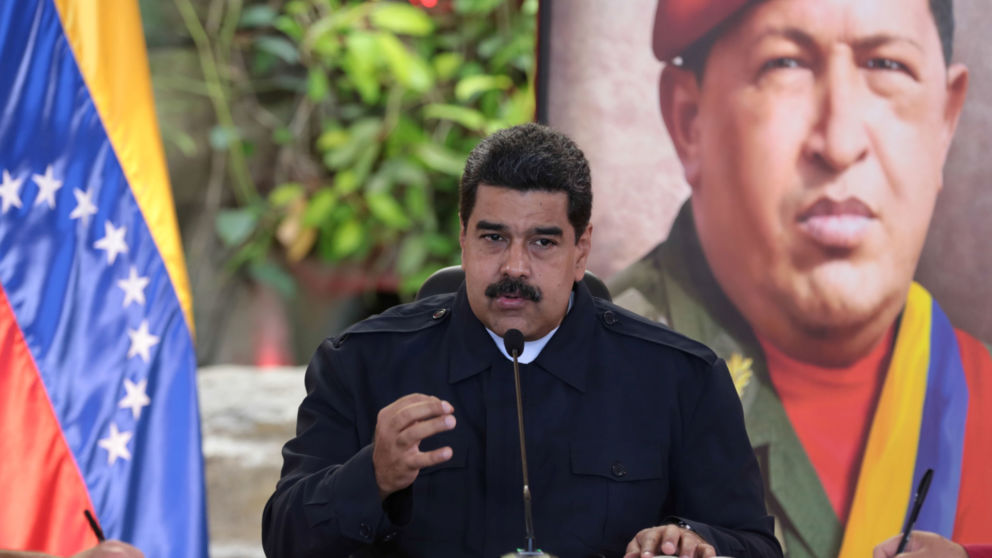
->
[[543, 0, 991, 555]]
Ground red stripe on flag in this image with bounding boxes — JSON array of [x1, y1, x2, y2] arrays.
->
[[0, 286, 97, 554], [952, 330, 992, 542]]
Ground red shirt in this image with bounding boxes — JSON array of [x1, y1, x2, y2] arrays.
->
[[762, 327, 894, 523]]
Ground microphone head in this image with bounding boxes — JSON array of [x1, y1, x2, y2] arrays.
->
[[504, 329, 525, 357]]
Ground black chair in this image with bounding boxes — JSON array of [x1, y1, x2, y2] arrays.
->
[[416, 265, 611, 301]]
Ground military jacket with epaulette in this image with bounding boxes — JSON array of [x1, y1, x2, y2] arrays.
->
[[262, 280, 780, 558]]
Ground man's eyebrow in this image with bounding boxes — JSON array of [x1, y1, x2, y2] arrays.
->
[[475, 220, 506, 232], [533, 226, 563, 236], [751, 27, 924, 55], [851, 33, 924, 55]]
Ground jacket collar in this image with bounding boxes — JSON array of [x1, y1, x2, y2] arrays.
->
[[446, 281, 593, 393]]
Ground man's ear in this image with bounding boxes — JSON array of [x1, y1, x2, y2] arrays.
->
[[573, 224, 592, 282], [941, 63, 969, 162], [659, 64, 704, 188]]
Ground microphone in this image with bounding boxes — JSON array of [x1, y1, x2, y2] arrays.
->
[[501, 329, 555, 558]]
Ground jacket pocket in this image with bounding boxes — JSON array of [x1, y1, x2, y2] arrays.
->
[[569, 439, 668, 552]]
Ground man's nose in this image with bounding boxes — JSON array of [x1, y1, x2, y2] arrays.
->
[[500, 240, 530, 278], [805, 54, 870, 171]]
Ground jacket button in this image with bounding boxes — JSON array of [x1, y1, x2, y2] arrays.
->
[[359, 522, 372, 539], [603, 310, 617, 325], [432, 308, 448, 319], [381, 530, 397, 542], [611, 461, 627, 478]]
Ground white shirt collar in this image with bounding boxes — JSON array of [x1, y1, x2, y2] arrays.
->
[[486, 292, 574, 364]]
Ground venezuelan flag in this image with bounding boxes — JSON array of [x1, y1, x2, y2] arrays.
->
[[0, 1, 207, 556]]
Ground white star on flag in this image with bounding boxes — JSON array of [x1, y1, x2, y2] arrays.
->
[[118, 378, 151, 420], [127, 320, 160, 362], [32, 165, 62, 208], [69, 188, 98, 223], [0, 169, 24, 214], [94, 221, 128, 264], [98, 422, 133, 464], [118, 266, 150, 308]]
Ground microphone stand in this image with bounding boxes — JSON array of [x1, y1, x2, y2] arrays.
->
[[501, 329, 555, 558]]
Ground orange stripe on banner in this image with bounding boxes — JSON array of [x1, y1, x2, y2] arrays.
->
[[50, 0, 195, 338], [0, 287, 98, 555], [952, 330, 992, 543]]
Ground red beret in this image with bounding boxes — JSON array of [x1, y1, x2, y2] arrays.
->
[[653, 0, 752, 61]]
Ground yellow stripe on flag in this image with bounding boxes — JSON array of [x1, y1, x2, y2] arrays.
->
[[838, 282, 931, 557], [52, 0, 194, 338]]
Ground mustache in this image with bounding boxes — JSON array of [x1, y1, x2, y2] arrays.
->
[[484, 277, 542, 302]]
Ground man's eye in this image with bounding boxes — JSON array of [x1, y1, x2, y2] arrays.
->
[[761, 57, 804, 71], [482, 233, 504, 242], [533, 238, 557, 248], [865, 58, 909, 73]]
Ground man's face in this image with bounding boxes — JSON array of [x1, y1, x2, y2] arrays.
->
[[460, 184, 591, 340], [663, 0, 968, 353]]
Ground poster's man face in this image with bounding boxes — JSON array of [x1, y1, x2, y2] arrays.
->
[[661, 0, 968, 362]]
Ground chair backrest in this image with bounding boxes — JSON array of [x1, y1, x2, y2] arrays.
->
[[416, 265, 611, 302]]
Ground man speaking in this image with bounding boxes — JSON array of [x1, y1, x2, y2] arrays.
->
[[262, 124, 780, 557], [611, 0, 992, 557]]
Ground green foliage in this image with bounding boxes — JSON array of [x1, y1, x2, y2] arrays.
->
[[188, 0, 536, 297]]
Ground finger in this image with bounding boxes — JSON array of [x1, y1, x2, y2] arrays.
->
[[873, 534, 902, 558], [693, 542, 716, 558], [406, 445, 454, 470], [660, 525, 682, 556], [396, 413, 457, 449], [676, 532, 699, 558], [384, 397, 453, 433], [636, 527, 661, 557]]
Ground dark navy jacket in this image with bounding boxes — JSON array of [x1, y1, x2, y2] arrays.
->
[[262, 282, 781, 558]]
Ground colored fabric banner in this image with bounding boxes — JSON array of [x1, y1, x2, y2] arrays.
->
[[838, 283, 968, 557], [0, 2, 207, 556]]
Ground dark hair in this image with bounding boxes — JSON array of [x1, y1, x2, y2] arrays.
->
[[459, 123, 592, 242], [678, 0, 955, 80]]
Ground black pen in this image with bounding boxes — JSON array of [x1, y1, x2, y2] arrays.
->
[[896, 468, 933, 554], [84, 509, 105, 542]]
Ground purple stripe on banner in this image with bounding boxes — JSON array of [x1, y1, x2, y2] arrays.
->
[[0, 2, 206, 557], [909, 299, 968, 537]]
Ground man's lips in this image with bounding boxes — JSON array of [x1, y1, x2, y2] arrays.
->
[[797, 197, 876, 249], [494, 293, 528, 309]]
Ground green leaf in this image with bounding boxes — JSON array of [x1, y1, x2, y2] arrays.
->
[[215, 208, 258, 247], [455, 74, 512, 102], [333, 170, 360, 195], [302, 188, 338, 227], [323, 118, 382, 169], [272, 126, 293, 145], [375, 32, 434, 92], [331, 218, 365, 259], [426, 232, 457, 256], [432, 52, 464, 81], [366, 191, 412, 229], [397, 234, 429, 276], [370, 3, 435, 36], [274, 15, 304, 41], [344, 32, 382, 103], [423, 103, 486, 131], [249, 260, 297, 298], [415, 142, 466, 176], [316, 128, 350, 152], [254, 36, 300, 64], [307, 67, 331, 101], [240, 5, 278, 28], [269, 183, 304, 207], [453, 0, 503, 15], [404, 183, 429, 222]]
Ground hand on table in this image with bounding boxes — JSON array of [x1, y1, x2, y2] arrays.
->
[[372, 393, 456, 499], [624, 523, 717, 558], [873, 531, 966, 558]]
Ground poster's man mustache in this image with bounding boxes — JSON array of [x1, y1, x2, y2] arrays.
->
[[484, 277, 542, 302]]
